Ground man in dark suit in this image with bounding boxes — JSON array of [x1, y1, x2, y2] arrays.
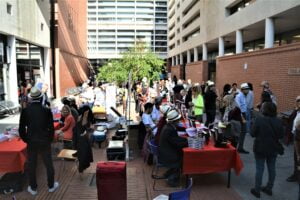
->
[[158, 109, 188, 187], [19, 87, 59, 195]]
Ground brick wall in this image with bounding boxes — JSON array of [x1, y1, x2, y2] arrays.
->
[[56, 0, 89, 97], [171, 65, 184, 80], [185, 61, 208, 84], [216, 42, 300, 112], [59, 51, 89, 96]]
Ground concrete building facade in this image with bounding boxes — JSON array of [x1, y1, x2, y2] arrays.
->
[[0, 0, 51, 103], [87, 0, 168, 67], [54, 0, 90, 97], [168, 0, 300, 112]]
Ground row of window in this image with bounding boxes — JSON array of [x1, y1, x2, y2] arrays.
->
[[89, 12, 167, 17], [88, 47, 167, 52], [88, 30, 167, 34], [88, 17, 167, 23]]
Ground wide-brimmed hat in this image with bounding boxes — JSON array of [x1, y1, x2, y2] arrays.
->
[[167, 109, 181, 122], [29, 87, 43, 99], [240, 83, 250, 90], [160, 104, 171, 115], [296, 96, 300, 102], [207, 80, 215, 86]]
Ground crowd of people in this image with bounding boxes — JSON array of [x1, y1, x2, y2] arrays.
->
[[133, 76, 300, 198], [15, 75, 300, 198]]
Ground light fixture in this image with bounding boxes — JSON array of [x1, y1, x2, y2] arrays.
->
[[293, 35, 300, 38]]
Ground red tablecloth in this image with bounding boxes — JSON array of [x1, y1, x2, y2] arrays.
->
[[0, 139, 27, 173], [183, 142, 243, 175]]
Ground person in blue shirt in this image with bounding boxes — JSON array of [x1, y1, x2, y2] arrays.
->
[[235, 83, 251, 154]]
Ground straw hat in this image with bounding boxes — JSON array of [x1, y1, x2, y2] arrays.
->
[[29, 87, 43, 99], [240, 83, 250, 90], [160, 104, 171, 115], [167, 109, 181, 122]]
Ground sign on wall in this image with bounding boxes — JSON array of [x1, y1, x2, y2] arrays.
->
[[288, 68, 300, 76]]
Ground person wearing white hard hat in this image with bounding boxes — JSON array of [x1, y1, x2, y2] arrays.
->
[[158, 109, 188, 187], [235, 83, 251, 154]]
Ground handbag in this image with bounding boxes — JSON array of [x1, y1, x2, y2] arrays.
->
[[269, 119, 284, 155]]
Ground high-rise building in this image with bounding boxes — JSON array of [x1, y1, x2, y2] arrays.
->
[[87, 0, 168, 67], [168, 0, 300, 112], [0, 0, 51, 103]]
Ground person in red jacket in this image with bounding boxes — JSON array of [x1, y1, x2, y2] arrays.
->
[[58, 105, 75, 140]]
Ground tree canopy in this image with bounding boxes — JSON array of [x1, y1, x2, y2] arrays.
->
[[97, 43, 165, 84]]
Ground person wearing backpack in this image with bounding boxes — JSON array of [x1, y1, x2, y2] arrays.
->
[[250, 102, 284, 198]]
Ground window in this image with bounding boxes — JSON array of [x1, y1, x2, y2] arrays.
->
[[6, 3, 12, 15], [41, 23, 44, 31], [182, 13, 200, 29], [183, 28, 200, 42], [226, 0, 255, 16], [169, 43, 175, 50], [182, 0, 198, 16]]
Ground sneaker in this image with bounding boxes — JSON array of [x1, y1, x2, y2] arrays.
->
[[261, 186, 272, 196], [27, 186, 37, 196], [48, 182, 59, 193], [250, 188, 260, 198], [238, 149, 250, 154], [286, 174, 297, 182]]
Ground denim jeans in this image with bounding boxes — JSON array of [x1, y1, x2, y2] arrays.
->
[[255, 154, 277, 192], [246, 109, 252, 133]]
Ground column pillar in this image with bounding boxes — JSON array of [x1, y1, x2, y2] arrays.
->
[[194, 47, 198, 62], [236, 30, 243, 54], [187, 49, 191, 63], [180, 53, 183, 65], [7, 36, 18, 104], [265, 17, 274, 48], [202, 43, 207, 61], [171, 56, 175, 66], [43, 47, 51, 96], [3, 64, 8, 100], [218, 37, 224, 56]]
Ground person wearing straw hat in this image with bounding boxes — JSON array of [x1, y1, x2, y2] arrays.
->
[[154, 104, 172, 145], [235, 83, 251, 154], [158, 109, 188, 187], [19, 87, 59, 196]]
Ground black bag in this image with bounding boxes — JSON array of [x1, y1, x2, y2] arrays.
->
[[0, 172, 25, 194]]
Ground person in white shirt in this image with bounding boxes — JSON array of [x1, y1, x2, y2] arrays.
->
[[142, 102, 157, 135], [151, 97, 162, 123]]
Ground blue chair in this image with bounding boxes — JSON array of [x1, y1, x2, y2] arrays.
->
[[147, 139, 169, 191], [169, 178, 193, 200]]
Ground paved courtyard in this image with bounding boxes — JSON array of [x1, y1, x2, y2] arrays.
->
[[0, 113, 298, 200]]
